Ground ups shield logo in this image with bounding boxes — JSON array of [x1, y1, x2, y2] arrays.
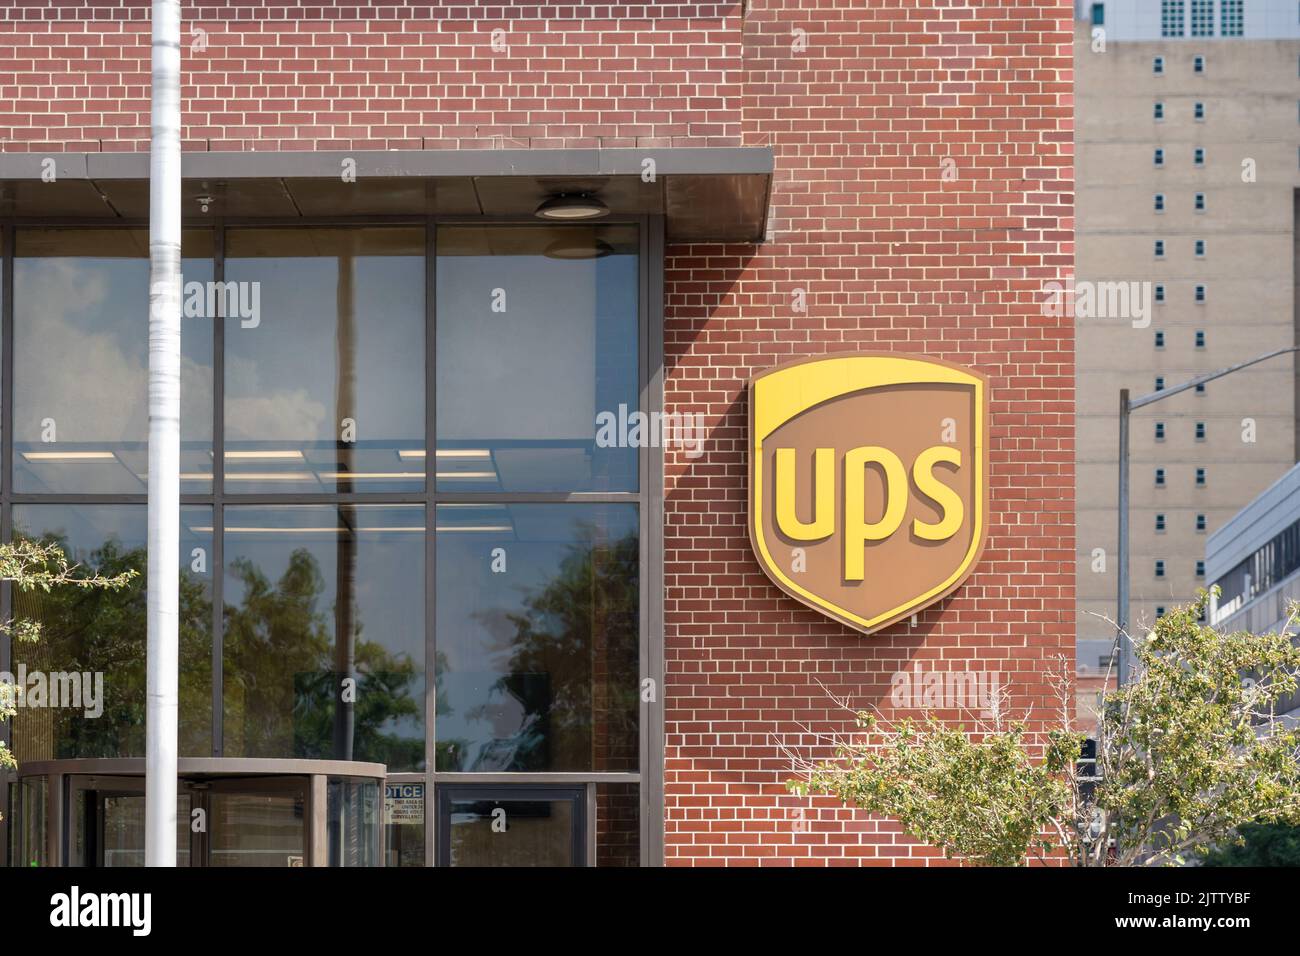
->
[[749, 353, 988, 634]]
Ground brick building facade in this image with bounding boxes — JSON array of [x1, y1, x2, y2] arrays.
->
[[0, 0, 1074, 866]]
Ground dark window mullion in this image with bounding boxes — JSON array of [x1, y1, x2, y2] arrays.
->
[[211, 219, 225, 757], [425, 217, 437, 868]]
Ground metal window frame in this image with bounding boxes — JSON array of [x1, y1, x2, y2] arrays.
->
[[0, 214, 666, 868]]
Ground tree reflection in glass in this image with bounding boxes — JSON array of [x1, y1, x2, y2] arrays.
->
[[436, 504, 639, 773], [221, 505, 425, 770], [8, 505, 213, 761]]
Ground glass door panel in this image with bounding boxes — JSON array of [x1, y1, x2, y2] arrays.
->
[[66, 776, 191, 867], [207, 778, 308, 867], [437, 785, 585, 867]]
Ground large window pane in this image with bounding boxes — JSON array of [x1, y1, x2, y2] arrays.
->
[[436, 225, 639, 492], [435, 503, 638, 772], [9, 505, 213, 760], [221, 504, 425, 769], [224, 228, 424, 494], [13, 229, 214, 493]]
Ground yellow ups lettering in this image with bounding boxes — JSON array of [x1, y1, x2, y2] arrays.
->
[[911, 445, 963, 541], [843, 446, 907, 581], [772, 443, 965, 582], [775, 447, 835, 540]]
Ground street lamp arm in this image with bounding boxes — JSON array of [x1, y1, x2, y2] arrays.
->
[[1128, 346, 1300, 411], [1114, 343, 1300, 689]]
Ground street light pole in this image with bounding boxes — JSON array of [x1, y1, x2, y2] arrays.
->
[[1114, 345, 1300, 686], [1116, 388, 1130, 682]]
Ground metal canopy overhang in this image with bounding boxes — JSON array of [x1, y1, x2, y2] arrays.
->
[[0, 147, 773, 242]]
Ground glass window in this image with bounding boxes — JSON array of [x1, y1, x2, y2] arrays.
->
[[224, 228, 424, 494], [435, 503, 639, 773], [9, 505, 212, 759], [13, 230, 214, 494], [1155, 560, 1166, 578], [1191, 0, 1213, 36], [18, 777, 47, 868], [438, 785, 584, 867], [1091, 3, 1104, 25], [327, 777, 380, 867], [1162, 0, 1185, 36], [1154, 240, 1165, 258], [1153, 56, 1165, 75], [221, 504, 425, 769], [596, 782, 639, 866], [1155, 468, 1166, 486], [1221, 0, 1242, 36], [435, 225, 639, 493], [1154, 148, 1165, 166], [1154, 101, 1164, 120], [1195, 101, 1205, 120]]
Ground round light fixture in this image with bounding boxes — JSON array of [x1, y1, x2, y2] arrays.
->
[[534, 193, 610, 220]]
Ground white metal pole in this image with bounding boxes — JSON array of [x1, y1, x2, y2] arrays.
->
[[146, 0, 182, 868]]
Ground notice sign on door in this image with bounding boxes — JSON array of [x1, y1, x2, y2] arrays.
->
[[385, 783, 425, 825]]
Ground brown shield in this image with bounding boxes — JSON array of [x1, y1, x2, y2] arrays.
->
[[748, 353, 989, 634]]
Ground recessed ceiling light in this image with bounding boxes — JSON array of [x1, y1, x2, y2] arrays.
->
[[21, 451, 117, 462], [224, 450, 305, 461], [534, 194, 610, 220], [319, 472, 425, 481]]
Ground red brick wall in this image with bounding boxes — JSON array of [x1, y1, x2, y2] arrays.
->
[[0, 0, 1075, 866], [662, 0, 1074, 866]]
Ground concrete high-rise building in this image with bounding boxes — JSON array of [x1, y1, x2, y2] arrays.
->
[[1075, 0, 1300, 728]]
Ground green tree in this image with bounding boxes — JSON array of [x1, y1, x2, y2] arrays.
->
[[9, 537, 211, 759], [1204, 822, 1300, 866], [0, 538, 136, 818], [789, 589, 1300, 866]]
